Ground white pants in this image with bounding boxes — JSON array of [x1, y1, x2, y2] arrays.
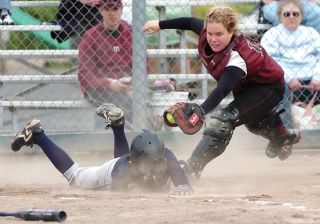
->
[[63, 158, 120, 189]]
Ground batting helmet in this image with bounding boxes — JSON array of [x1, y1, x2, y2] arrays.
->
[[129, 130, 167, 184], [130, 130, 165, 162]]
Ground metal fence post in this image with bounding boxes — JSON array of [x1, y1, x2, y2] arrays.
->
[[157, 6, 167, 74], [132, 0, 148, 130]]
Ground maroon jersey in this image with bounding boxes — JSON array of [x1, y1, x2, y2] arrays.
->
[[78, 21, 132, 95], [198, 29, 284, 90]]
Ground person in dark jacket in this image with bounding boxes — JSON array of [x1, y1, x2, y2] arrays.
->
[[51, 0, 101, 46]]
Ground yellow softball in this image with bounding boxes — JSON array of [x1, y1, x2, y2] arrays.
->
[[166, 113, 176, 124]]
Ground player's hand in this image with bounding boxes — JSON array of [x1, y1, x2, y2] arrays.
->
[[170, 184, 193, 195], [288, 79, 303, 91], [310, 79, 320, 91], [143, 21, 160, 35], [124, 86, 133, 97], [108, 80, 128, 92]]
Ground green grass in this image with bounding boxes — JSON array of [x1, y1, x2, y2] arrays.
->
[[8, 6, 57, 50]]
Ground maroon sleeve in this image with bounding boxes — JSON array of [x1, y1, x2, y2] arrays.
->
[[78, 30, 111, 94]]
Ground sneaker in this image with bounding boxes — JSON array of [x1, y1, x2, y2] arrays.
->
[[11, 119, 44, 152], [0, 13, 15, 25], [265, 129, 301, 160], [96, 103, 124, 128]]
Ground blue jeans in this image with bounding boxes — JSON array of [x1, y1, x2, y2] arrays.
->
[[262, 0, 320, 32]]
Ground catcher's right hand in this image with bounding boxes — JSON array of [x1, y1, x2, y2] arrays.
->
[[163, 102, 205, 135]]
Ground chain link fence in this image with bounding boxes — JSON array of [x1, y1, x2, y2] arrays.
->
[[0, 0, 319, 134]]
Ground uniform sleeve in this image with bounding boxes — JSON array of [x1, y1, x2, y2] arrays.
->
[[201, 67, 244, 114], [159, 17, 204, 35], [110, 157, 131, 191], [165, 149, 191, 187]]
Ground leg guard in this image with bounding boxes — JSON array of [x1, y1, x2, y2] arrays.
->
[[187, 106, 239, 178], [245, 108, 284, 140], [246, 108, 300, 160]]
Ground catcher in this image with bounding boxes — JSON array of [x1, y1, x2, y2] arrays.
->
[[10, 103, 192, 195], [143, 6, 301, 179]]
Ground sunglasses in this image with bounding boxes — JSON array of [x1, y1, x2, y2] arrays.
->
[[283, 11, 300, 17]]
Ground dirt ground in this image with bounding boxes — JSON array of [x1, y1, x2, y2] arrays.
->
[[0, 134, 320, 224]]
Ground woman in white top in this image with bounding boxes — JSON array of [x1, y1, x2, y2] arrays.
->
[[261, 0, 320, 128]]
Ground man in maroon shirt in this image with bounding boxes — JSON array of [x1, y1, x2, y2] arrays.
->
[[78, 0, 133, 122]]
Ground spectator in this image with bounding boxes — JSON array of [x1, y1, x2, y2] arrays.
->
[[51, 0, 101, 46], [0, 0, 15, 25], [261, 0, 320, 128], [78, 0, 134, 123], [260, 0, 320, 32]]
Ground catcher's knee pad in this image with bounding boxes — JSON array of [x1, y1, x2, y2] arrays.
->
[[187, 107, 238, 177]]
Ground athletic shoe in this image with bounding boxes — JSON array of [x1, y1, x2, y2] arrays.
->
[[11, 119, 44, 152], [0, 14, 15, 25], [96, 103, 124, 128], [265, 129, 301, 160]]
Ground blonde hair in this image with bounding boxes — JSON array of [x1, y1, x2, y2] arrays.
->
[[205, 6, 239, 33]]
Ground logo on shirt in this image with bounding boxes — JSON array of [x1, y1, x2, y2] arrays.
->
[[246, 39, 263, 56], [113, 45, 120, 52]]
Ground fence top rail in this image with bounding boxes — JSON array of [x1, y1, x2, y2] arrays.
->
[[0, 23, 270, 32], [0, 74, 212, 84], [12, 0, 259, 7], [0, 98, 233, 109], [0, 50, 78, 58], [0, 74, 78, 83], [0, 49, 200, 58], [0, 25, 61, 31], [0, 100, 89, 108], [12, 1, 60, 7]]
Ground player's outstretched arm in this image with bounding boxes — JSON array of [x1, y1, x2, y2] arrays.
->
[[165, 149, 193, 195], [144, 17, 203, 35], [143, 20, 160, 35]]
